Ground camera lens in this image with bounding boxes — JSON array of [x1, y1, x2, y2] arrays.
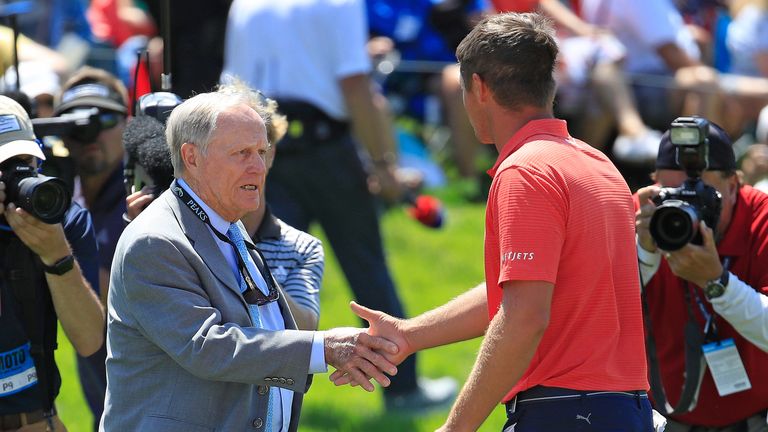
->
[[17, 176, 72, 224], [650, 200, 699, 251]]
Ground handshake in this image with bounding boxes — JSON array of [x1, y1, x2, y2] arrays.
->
[[322, 302, 413, 392]]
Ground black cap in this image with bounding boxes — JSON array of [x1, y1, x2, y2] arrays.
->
[[655, 121, 737, 171], [54, 82, 127, 115]]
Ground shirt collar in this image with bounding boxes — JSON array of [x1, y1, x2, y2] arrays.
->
[[716, 186, 750, 257], [177, 178, 231, 236], [487, 118, 569, 178], [254, 206, 282, 241]]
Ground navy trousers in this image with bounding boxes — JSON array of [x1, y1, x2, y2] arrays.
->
[[504, 386, 655, 432]]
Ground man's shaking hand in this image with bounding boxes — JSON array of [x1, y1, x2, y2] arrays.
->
[[323, 326, 400, 392], [330, 302, 416, 387]]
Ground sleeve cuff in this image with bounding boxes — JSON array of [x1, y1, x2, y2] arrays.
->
[[308, 331, 328, 374], [636, 239, 661, 267]]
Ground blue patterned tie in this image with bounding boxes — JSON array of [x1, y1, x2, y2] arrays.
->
[[227, 223, 275, 431]]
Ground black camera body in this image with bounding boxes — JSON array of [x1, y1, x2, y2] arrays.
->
[[650, 117, 722, 251], [1, 159, 71, 224], [30, 108, 104, 143]]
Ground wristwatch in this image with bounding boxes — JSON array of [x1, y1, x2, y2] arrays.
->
[[42, 255, 75, 276], [704, 269, 730, 300]]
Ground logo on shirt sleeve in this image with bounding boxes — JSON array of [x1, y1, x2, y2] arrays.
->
[[501, 251, 535, 264]]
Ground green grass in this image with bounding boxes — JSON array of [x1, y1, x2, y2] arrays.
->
[[54, 194, 508, 431]]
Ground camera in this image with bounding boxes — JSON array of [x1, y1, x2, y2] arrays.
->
[[30, 108, 106, 143], [0, 158, 72, 224], [649, 117, 722, 251]]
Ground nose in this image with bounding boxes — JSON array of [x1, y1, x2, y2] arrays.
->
[[247, 152, 267, 174]]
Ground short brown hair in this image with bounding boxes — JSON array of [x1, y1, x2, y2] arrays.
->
[[456, 12, 558, 111]]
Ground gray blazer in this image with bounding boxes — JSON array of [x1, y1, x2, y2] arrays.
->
[[100, 187, 314, 432]]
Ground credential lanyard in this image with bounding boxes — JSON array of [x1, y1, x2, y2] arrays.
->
[[171, 182, 279, 306], [642, 255, 732, 416]]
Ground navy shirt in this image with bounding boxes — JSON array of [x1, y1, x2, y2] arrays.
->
[[81, 166, 127, 275], [0, 202, 99, 414]]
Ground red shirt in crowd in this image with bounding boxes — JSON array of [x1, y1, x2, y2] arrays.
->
[[485, 119, 649, 403], [638, 185, 768, 426], [491, 0, 540, 13]]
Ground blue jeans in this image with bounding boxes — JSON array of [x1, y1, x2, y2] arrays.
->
[[503, 386, 654, 432]]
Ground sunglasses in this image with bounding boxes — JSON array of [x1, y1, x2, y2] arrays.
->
[[97, 112, 122, 130], [64, 109, 124, 143]]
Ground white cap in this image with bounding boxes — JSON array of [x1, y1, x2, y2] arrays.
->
[[0, 95, 46, 164]]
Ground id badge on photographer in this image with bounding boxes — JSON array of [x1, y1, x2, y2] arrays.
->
[[702, 338, 751, 396]]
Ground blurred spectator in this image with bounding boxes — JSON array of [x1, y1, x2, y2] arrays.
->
[[53, 66, 128, 430], [222, 0, 458, 413], [14, 0, 92, 49], [87, 0, 156, 49], [0, 61, 61, 118], [0, 25, 69, 77], [494, 0, 665, 163], [740, 143, 768, 192], [741, 104, 768, 192], [143, 0, 231, 98], [367, 0, 490, 179], [726, 0, 768, 77], [86, 0, 157, 86], [579, 0, 722, 131], [759, 103, 768, 144]]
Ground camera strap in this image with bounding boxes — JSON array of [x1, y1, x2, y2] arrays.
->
[[642, 257, 732, 416]]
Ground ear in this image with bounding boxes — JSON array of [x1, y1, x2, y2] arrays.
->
[[727, 174, 739, 203], [180, 142, 199, 172], [471, 73, 489, 103]]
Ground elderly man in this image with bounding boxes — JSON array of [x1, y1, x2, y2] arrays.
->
[[101, 91, 399, 432]]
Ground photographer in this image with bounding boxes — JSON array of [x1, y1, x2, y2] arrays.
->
[[635, 119, 768, 431], [52, 67, 128, 430], [0, 96, 104, 431]]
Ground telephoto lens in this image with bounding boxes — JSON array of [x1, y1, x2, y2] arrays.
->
[[1, 161, 71, 224], [649, 200, 700, 251]]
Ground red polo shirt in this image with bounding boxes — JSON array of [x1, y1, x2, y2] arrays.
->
[[486, 119, 648, 403], [638, 185, 768, 426]]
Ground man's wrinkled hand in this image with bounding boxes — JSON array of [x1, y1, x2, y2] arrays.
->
[[330, 302, 415, 387], [323, 327, 399, 392]]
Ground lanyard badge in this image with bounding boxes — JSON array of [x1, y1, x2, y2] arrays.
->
[[702, 338, 752, 396]]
